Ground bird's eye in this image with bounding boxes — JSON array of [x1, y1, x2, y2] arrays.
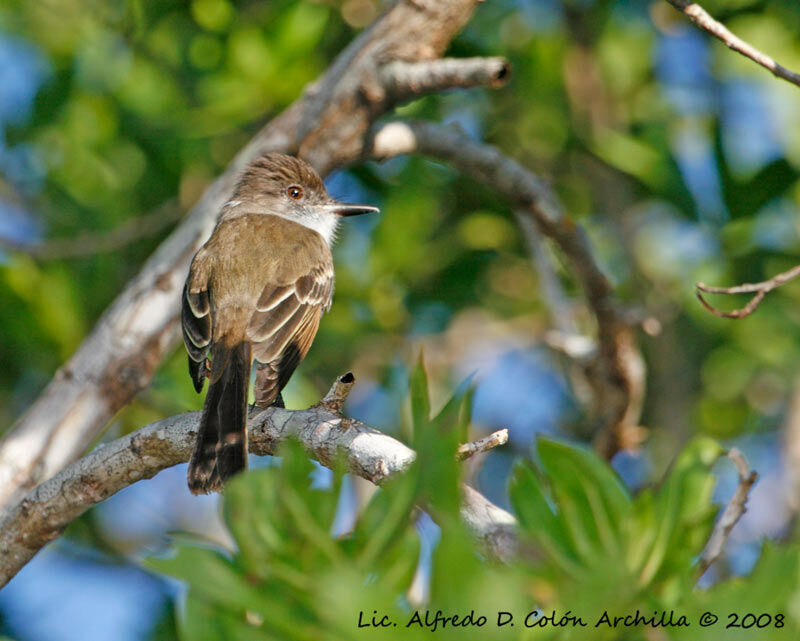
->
[[288, 185, 304, 200]]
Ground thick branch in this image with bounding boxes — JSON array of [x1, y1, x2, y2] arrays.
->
[[370, 120, 645, 457], [0, 377, 516, 587], [0, 0, 502, 514], [696, 263, 800, 319], [698, 448, 758, 576], [665, 0, 800, 89]]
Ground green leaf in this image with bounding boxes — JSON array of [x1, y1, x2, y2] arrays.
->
[[409, 352, 431, 430], [508, 460, 582, 574], [223, 440, 345, 575], [637, 436, 723, 584], [355, 473, 419, 569], [179, 594, 229, 641], [181, 591, 320, 641], [433, 374, 475, 444], [537, 438, 631, 561], [409, 353, 461, 515], [677, 542, 800, 641], [147, 546, 266, 614], [223, 468, 281, 575]]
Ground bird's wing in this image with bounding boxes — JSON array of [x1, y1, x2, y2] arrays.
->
[[182, 249, 213, 393], [247, 260, 334, 405]]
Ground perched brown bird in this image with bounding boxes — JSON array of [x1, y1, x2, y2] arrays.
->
[[181, 153, 379, 494]]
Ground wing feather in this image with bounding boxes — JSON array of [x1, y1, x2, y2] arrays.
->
[[249, 299, 320, 363], [253, 307, 322, 406], [256, 284, 295, 312], [246, 294, 302, 342], [182, 253, 213, 393], [248, 257, 332, 407]]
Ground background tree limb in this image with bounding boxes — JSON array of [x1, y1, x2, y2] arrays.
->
[[369, 120, 646, 458], [0, 200, 181, 260]]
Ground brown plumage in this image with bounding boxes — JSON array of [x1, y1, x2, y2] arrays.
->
[[182, 153, 378, 494]]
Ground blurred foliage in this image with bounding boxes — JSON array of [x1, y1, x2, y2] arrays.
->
[[149, 365, 800, 640]]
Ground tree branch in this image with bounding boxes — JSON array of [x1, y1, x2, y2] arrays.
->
[[665, 0, 800, 89], [0, 375, 516, 587], [698, 447, 758, 576], [696, 263, 800, 319], [0, 200, 181, 260], [370, 120, 646, 457], [0, 0, 506, 514], [380, 57, 510, 103]]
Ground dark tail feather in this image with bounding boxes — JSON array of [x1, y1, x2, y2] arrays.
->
[[188, 355, 207, 393], [187, 342, 251, 494]]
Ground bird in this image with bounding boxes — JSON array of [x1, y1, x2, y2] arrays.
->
[[181, 153, 379, 494]]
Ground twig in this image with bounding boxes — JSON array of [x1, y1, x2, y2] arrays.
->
[[457, 429, 508, 461], [696, 263, 800, 319], [370, 120, 645, 458], [698, 447, 758, 576], [317, 372, 356, 413], [665, 0, 800, 89], [0, 0, 504, 515], [0, 376, 517, 587], [0, 200, 181, 260]]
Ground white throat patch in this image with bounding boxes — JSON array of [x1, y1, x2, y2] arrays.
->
[[221, 201, 341, 245], [269, 210, 340, 245]]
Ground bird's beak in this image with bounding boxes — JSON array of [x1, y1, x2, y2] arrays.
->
[[324, 201, 380, 217]]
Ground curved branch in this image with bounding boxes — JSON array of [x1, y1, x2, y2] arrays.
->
[[0, 0, 506, 514], [696, 263, 800, 319], [0, 376, 517, 588], [370, 120, 646, 458], [665, 0, 800, 89]]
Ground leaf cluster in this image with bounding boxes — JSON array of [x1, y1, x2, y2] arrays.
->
[[150, 366, 800, 640]]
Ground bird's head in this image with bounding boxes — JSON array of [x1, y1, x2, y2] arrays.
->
[[225, 152, 379, 244]]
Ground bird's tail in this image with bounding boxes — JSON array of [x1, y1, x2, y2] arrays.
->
[[187, 341, 251, 494]]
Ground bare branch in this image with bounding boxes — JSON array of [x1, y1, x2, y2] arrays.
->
[[665, 0, 800, 89], [380, 57, 510, 103], [0, 200, 181, 260], [457, 429, 508, 461], [696, 263, 800, 319], [0, 377, 517, 587], [698, 447, 758, 576], [371, 120, 646, 458], [0, 0, 496, 514]]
